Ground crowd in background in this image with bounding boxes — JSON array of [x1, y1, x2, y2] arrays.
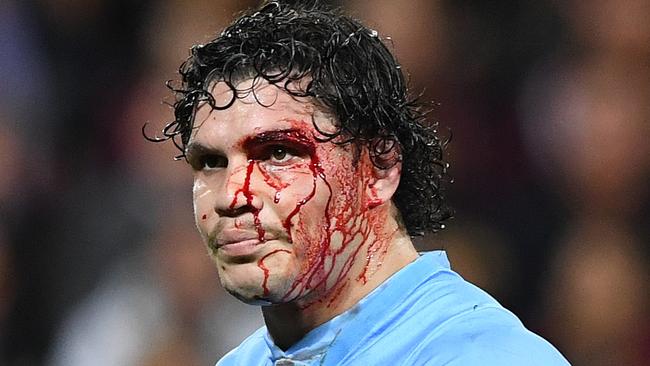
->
[[1, 1, 649, 365]]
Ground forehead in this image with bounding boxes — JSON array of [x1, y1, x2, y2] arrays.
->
[[191, 79, 336, 146]]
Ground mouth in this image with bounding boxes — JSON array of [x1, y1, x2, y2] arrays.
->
[[210, 227, 277, 259], [216, 238, 267, 257]]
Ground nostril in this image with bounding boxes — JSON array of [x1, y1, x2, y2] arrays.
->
[[215, 204, 256, 218]]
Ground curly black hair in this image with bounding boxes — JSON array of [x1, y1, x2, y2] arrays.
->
[[146, 0, 452, 235]]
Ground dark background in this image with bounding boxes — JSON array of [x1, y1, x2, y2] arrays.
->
[[1, 1, 649, 365]]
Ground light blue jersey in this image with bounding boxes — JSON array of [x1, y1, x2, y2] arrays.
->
[[217, 251, 570, 365]]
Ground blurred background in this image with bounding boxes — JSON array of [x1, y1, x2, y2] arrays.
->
[[1, 0, 649, 365]]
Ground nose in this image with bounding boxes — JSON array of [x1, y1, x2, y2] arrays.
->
[[214, 160, 264, 217]]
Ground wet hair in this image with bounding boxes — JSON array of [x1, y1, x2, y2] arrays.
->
[[146, 0, 452, 235]]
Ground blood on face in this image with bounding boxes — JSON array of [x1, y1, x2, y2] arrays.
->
[[227, 123, 392, 304], [190, 84, 396, 307]]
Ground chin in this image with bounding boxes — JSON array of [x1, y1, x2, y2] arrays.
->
[[222, 281, 290, 306], [227, 288, 274, 306], [220, 269, 299, 305]]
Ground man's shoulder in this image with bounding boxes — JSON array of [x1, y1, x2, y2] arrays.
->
[[343, 258, 570, 365], [216, 327, 269, 366], [401, 273, 571, 365], [404, 304, 570, 365]]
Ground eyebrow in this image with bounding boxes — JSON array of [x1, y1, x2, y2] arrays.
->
[[241, 128, 316, 153], [245, 128, 312, 144], [185, 142, 219, 162], [185, 128, 314, 159]]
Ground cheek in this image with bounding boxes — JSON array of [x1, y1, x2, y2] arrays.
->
[[192, 179, 213, 228], [293, 185, 333, 250], [256, 162, 313, 204], [323, 150, 371, 220], [310, 151, 377, 255], [293, 150, 365, 261]]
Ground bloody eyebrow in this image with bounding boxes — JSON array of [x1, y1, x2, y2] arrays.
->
[[241, 128, 316, 153]]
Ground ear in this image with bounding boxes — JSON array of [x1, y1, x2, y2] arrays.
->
[[365, 148, 402, 209]]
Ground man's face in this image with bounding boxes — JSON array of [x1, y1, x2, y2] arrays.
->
[[189, 80, 380, 305]]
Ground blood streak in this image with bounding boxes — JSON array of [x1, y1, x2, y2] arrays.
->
[[281, 175, 332, 302], [278, 142, 389, 307], [258, 249, 292, 296], [281, 148, 373, 304], [247, 121, 390, 306], [281, 175, 318, 243], [201, 214, 207, 220], [230, 160, 266, 241], [358, 226, 398, 284], [258, 166, 289, 204], [302, 152, 385, 303]]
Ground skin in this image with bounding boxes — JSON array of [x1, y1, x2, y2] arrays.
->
[[189, 79, 418, 349]]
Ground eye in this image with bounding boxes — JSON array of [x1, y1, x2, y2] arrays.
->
[[271, 147, 289, 162], [266, 145, 300, 165], [197, 154, 228, 171]]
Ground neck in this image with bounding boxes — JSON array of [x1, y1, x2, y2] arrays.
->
[[262, 208, 418, 350]]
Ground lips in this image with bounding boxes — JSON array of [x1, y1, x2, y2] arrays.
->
[[213, 229, 270, 257]]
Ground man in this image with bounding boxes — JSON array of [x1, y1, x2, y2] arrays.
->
[[148, 1, 570, 365]]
